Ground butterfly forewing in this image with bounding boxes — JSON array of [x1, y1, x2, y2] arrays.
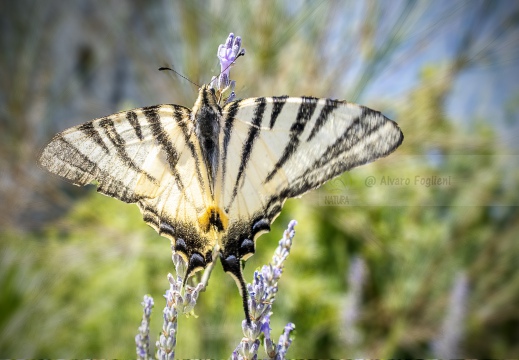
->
[[217, 96, 403, 253], [40, 104, 216, 262]]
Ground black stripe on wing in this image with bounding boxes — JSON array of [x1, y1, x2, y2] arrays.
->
[[98, 117, 158, 184], [269, 95, 288, 129], [297, 108, 401, 188], [143, 106, 186, 192], [126, 111, 144, 140], [252, 108, 403, 227], [42, 136, 144, 203], [278, 108, 403, 200], [78, 122, 110, 154], [173, 106, 205, 192], [226, 97, 266, 211], [264, 96, 318, 183], [221, 99, 242, 188], [306, 98, 340, 142]]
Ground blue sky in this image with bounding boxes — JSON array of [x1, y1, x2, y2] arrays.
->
[[367, 1, 518, 147]]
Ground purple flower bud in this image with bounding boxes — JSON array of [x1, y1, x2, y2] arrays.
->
[[136, 342, 146, 357], [226, 91, 236, 103], [288, 220, 298, 231], [218, 33, 241, 72], [231, 350, 239, 360], [225, 32, 234, 48], [250, 339, 260, 354], [216, 33, 245, 91], [185, 292, 192, 304], [285, 322, 296, 333], [219, 73, 229, 89], [249, 298, 258, 316], [167, 334, 176, 350], [261, 314, 271, 338], [265, 338, 276, 358], [165, 321, 175, 334], [243, 319, 262, 339], [242, 339, 250, 354], [174, 293, 183, 306], [232, 35, 241, 53], [159, 335, 167, 348], [272, 267, 282, 280], [261, 265, 270, 280]]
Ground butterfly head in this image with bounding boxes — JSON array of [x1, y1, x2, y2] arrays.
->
[[193, 84, 221, 113]]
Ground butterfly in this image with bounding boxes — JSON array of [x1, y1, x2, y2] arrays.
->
[[39, 64, 403, 325]]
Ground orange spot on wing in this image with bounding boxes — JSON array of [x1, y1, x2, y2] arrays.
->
[[198, 205, 228, 232]]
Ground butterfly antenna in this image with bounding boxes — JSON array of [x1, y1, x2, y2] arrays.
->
[[159, 66, 200, 88]]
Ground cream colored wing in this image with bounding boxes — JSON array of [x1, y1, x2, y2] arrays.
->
[[217, 96, 403, 257], [40, 105, 215, 264]]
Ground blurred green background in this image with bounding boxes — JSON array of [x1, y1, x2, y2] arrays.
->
[[1, 0, 518, 358]]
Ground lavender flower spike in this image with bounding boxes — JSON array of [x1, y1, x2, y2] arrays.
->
[[135, 294, 154, 360], [233, 220, 297, 360], [156, 250, 205, 360], [432, 271, 469, 358], [214, 33, 245, 98], [341, 256, 367, 346], [276, 322, 296, 358]]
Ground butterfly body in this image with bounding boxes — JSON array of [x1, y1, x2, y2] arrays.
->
[[40, 84, 403, 323]]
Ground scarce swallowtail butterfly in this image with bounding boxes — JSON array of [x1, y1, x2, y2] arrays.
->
[[39, 33, 403, 324]]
